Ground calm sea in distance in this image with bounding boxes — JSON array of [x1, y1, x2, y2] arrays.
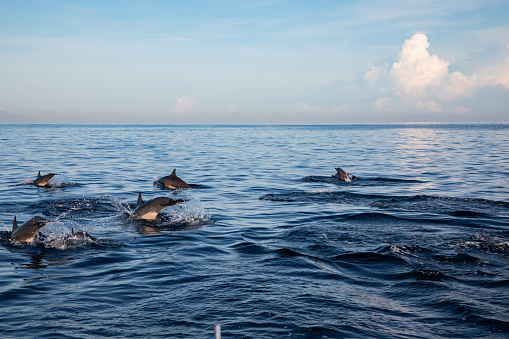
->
[[0, 123, 508, 338]]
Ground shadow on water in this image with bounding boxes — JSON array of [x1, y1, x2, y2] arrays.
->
[[121, 213, 210, 235], [24, 195, 120, 218], [300, 175, 423, 186], [260, 190, 509, 220], [1, 124, 509, 337]]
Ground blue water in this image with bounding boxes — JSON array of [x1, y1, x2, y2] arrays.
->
[[0, 124, 508, 338]]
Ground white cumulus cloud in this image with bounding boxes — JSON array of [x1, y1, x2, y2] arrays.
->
[[367, 33, 485, 114], [173, 95, 197, 114], [364, 65, 383, 83], [390, 33, 476, 100], [479, 57, 509, 89], [390, 34, 449, 96]]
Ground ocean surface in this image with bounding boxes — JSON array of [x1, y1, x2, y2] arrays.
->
[[0, 124, 508, 338]]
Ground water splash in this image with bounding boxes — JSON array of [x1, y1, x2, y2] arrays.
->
[[455, 232, 509, 256]]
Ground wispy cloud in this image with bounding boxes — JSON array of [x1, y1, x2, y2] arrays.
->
[[415, 100, 443, 113], [374, 97, 392, 111], [288, 102, 319, 113], [331, 104, 351, 113], [154, 37, 194, 42], [173, 95, 197, 114]]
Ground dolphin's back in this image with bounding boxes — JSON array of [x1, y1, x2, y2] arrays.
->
[[33, 172, 56, 187], [71, 228, 97, 241], [335, 167, 348, 181], [157, 169, 190, 190], [335, 167, 358, 182], [133, 196, 184, 220], [134, 197, 166, 220]]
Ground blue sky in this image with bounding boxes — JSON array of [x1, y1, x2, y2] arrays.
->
[[0, 0, 508, 123]]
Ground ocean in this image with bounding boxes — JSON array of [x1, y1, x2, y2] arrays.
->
[[0, 124, 508, 338]]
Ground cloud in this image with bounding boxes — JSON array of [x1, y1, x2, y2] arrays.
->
[[289, 102, 319, 112], [390, 34, 449, 96], [390, 33, 476, 100], [173, 95, 197, 114], [364, 64, 387, 84], [374, 97, 392, 110], [364, 65, 382, 83], [439, 71, 477, 100], [331, 104, 351, 113], [452, 106, 469, 114], [415, 100, 443, 113], [479, 56, 509, 89], [367, 33, 489, 114]]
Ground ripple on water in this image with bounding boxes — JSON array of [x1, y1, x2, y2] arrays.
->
[[1, 124, 509, 338]]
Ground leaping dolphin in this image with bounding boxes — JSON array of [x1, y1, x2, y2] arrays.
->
[[10, 216, 50, 242], [133, 192, 186, 220], [157, 169, 190, 190], [335, 167, 358, 182], [33, 171, 57, 188]]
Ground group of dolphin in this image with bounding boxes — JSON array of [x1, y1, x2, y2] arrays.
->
[[8, 167, 356, 243], [8, 169, 191, 243]]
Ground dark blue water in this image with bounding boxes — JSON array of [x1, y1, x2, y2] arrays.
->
[[1, 124, 508, 338]]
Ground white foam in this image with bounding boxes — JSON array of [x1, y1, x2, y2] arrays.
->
[[167, 197, 211, 225]]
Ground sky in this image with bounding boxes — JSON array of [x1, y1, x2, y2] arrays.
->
[[0, 0, 508, 123]]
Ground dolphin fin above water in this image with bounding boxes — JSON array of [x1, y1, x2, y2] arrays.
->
[[335, 167, 358, 182], [137, 192, 144, 207], [71, 227, 97, 241], [12, 216, 18, 232], [157, 169, 190, 190], [10, 216, 49, 242]]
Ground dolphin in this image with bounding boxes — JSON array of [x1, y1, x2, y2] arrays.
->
[[10, 216, 49, 242], [157, 169, 190, 190], [133, 192, 186, 220], [335, 167, 358, 182], [33, 171, 57, 188], [71, 228, 97, 241]]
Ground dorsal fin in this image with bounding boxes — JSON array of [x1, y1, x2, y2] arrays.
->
[[170, 169, 177, 177], [72, 227, 75, 234], [137, 192, 144, 207], [335, 167, 347, 181], [12, 216, 18, 232], [37, 171, 41, 178]]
